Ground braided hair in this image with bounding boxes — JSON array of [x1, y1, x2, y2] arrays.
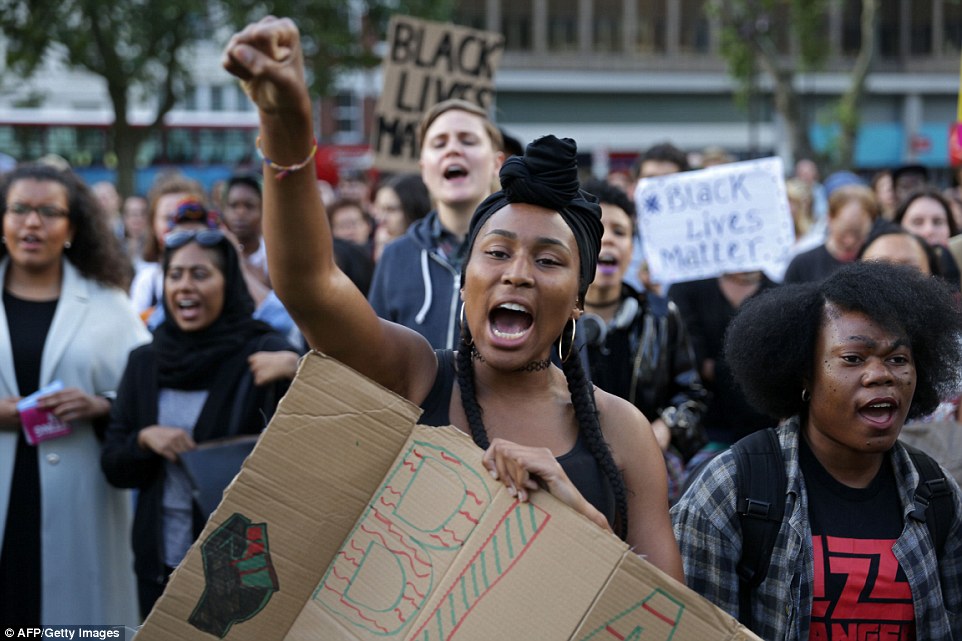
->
[[455, 135, 629, 539]]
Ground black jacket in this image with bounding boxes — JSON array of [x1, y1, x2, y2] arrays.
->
[[580, 284, 706, 449], [100, 334, 292, 587]]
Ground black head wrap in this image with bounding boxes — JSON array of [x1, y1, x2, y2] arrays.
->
[[154, 236, 273, 389], [462, 135, 603, 301]]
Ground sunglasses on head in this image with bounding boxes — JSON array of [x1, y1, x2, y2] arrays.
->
[[164, 229, 227, 251]]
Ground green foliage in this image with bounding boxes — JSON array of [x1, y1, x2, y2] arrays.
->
[[0, 0, 199, 100], [792, 0, 829, 71], [0, 0, 205, 194], [221, 1, 455, 97], [0, 0, 453, 193], [711, 0, 828, 105], [717, 23, 756, 108]]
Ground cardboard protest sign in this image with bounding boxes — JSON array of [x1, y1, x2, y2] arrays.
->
[[134, 352, 762, 641], [636, 157, 794, 284], [373, 15, 504, 173]]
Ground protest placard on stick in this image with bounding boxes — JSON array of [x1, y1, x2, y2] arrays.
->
[[373, 15, 504, 173], [635, 157, 795, 285]]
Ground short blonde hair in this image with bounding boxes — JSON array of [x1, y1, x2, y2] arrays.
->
[[828, 184, 880, 222], [417, 99, 504, 153]]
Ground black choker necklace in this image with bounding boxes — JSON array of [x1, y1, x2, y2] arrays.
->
[[471, 345, 551, 372], [585, 298, 620, 308]]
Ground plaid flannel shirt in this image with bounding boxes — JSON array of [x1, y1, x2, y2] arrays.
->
[[671, 417, 962, 640]]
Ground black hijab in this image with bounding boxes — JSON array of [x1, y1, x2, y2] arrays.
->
[[153, 235, 273, 390], [462, 135, 603, 300]]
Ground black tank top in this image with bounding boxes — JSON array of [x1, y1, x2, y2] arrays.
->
[[419, 349, 616, 527]]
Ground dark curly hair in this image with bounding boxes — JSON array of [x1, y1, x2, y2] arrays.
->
[[0, 164, 132, 290], [725, 261, 962, 421], [582, 178, 637, 237]]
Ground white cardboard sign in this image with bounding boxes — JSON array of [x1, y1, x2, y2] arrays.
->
[[636, 157, 795, 284]]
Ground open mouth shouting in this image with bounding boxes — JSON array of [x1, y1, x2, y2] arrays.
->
[[858, 397, 899, 429], [597, 252, 619, 276], [174, 298, 202, 322], [489, 302, 533, 343], [443, 164, 468, 182]]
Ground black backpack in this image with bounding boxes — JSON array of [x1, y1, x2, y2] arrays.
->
[[732, 427, 955, 629]]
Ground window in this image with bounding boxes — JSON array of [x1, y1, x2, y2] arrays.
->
[[876, 1, 900, 59], [453, 3, 486, 30], [210, 85, 224, 111], [333, 92, 362, 145], [679, 0, 710, 53], [910, 0, 933, 55], [594, 3, 621, 53], [196, 128, 249, 164], [235, 84, 253, 112], [502, 0, 532, 51], [184, 86, 198, 111], [548, 0, 578, 51], [138, 131, 161, 167], [635, 0, 666, 54], [166, 128, 195, 163], [945, 0, 962, 56]]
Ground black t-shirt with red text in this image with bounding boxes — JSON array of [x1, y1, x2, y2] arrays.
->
[[800, 437, 915, 641]]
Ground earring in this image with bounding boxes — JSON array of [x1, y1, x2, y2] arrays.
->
[[557, 318, 577, 363], [801, 388, 811, 402], [64, 241, 71, 249], [459, 303, 473, 346]]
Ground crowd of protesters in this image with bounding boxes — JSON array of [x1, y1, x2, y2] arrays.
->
[[1, 16, 962, 640]]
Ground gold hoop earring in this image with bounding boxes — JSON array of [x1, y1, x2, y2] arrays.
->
[[557, 318, 577, 362]]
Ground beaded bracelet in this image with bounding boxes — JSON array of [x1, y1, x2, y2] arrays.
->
[[256, 135, 318, 180]]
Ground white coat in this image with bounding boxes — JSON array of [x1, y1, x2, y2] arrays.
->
[[0, 258, 150, 625]]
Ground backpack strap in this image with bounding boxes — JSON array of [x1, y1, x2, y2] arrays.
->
[[902, 443, 954, 557], [733, 427, 787, 629]]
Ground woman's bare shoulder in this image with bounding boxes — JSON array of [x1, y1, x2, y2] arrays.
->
[[592, 387, 652, 446]]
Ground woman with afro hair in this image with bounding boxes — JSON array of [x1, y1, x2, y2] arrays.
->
[[222, 17, 683, 581], [672, 261, 962, 640]]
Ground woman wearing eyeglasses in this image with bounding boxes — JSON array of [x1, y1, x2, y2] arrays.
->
[[101, 227, 299, 618], [0, 164, 151, 628]]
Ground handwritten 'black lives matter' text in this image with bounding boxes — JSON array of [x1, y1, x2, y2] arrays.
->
[[373, 16, 504, 172]]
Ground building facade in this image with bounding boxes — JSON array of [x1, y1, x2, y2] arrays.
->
[[1, 0, 960, 190]]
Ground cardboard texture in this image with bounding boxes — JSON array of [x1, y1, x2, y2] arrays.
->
[[372, 15, 504, 173], [135, 352, 762, 641]]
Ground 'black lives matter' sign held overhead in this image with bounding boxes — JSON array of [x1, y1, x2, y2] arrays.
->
[[636, 157, 795, 285], [373, 15, 504, 173]]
